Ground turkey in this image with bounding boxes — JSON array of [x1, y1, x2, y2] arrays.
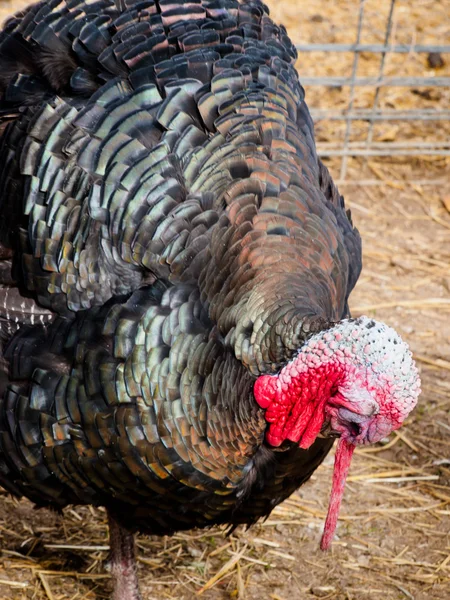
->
[[0, 1, 420, 599]]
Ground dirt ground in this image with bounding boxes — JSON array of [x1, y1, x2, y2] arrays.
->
[[0, 1, 449, 599]]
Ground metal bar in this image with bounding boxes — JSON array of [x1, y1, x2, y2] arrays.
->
[[295, 43, 450, 53], [334, 179, 447, 186], [340, 0, 366, 180], [318, 149, 450, 157], [301, 76, 450, 87], [311, 109, 450, 121], [366, 0, 396, 147], [317, 141, 450, 157], [293, 4, 449, 166], [320, 141, 449, 149]]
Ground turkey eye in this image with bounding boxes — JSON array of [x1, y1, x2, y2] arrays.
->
[[349, 422, 362, 437]]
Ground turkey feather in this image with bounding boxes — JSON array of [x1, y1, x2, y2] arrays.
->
[[0, 2, 419, 571]]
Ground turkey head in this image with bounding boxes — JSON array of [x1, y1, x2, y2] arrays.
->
[[254, 316, 420, 549]]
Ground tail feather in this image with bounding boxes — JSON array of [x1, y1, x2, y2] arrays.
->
[[0, 286, 53, 330], [0, 277, 54, 395]]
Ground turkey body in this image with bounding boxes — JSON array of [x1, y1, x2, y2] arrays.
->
[[0, 0, 361, 537]]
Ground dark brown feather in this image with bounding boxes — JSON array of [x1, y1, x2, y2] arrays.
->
[[0, 0, 360, 535]]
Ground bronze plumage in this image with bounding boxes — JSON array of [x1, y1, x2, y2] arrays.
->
[[0, 1, 404, 598]]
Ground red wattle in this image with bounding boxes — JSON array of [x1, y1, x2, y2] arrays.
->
[[254, 374, 277, 409], [254, 363, 337, 449], [266, 430, 283, 447], [297, 398, 328, 449], [287, 401, 315, 445], [320, 438, 355, 551]]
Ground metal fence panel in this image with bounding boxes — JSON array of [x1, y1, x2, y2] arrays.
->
[[294, 0, 449, 181]]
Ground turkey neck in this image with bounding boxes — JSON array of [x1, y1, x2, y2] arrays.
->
[[194, 142, 347, 376]]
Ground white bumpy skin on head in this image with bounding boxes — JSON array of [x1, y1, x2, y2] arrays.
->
[[254, 316, 421, 549]]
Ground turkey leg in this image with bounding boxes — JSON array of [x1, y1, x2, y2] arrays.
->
[[107, 512, 143, 600]]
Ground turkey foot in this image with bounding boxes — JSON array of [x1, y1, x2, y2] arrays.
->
[[107, 512, 142, 600]]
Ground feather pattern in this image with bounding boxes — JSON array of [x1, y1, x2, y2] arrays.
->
[[0, 0, 360, 534]]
